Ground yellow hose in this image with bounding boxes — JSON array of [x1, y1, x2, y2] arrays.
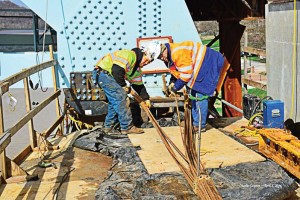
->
[[68, 114, 93, 130], [248, 112, 263, 126]]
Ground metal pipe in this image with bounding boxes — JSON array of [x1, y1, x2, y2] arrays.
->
[[197, 104, 202, 177], [217, 97, 243, 114]]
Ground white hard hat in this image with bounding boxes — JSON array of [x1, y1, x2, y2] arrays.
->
[[144, 41, 161, 61]]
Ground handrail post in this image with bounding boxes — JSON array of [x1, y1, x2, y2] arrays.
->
[[0, 91, 7, 181], [49, 45, 63, 136], [23, 75, 37, 148]]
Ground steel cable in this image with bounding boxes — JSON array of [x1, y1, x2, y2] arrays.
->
[[131, 90, 222, 199]]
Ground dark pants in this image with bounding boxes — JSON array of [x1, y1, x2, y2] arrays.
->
[[93, 70, 132, 130]]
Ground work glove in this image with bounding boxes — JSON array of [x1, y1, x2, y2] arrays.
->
[[168, 83, 174, 92], [145, 100, 151, 108], [123, 86, 131, 94], [168, 83, 177, 97], [169, 91, 176, 97]]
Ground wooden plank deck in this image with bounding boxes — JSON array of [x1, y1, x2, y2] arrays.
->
[[128, 126, 266, 174], [0, 130, 112, 200], [1, 121, 299, 199]]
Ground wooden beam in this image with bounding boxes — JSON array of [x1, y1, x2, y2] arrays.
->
[[6, 158, 28, 177], [149, 97, 184, 102], [242, 46, 266, 57], [0, 133, 11, 155], [12, 145, 32, 165], [5, 174, 38, 184], [6, 90, 61, 137], [242, 77, 267, 91], [23, 76, 37, 148], [33, 145, 59, 151], [0, 91, 7, 181], [0, 60, 57, 95], [42, 115, 64, 138], [50, 45, 63, 136]]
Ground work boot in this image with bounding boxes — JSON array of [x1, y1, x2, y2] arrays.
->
[[102, 127, 113, 134], [193, 126, 206, 133], [121, 126, 144, 134], [102, 123, 120, 134]]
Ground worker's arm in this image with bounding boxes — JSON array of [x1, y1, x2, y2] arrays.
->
[[111, 64, 126, 87], [171, 54, 193, 92], [172, 79, 186, 92]]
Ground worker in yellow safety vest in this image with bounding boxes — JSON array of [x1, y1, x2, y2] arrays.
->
[[145, 41, 226, 132], [93, 48, 152, 134]]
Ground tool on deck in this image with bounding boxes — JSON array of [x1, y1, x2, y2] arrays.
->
[[38, 159, 57, 168]]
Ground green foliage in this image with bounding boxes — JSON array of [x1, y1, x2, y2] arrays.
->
[[215, 100, 222, 115], [247, 88, 267, 99], [201, 38, 220, 51], [246, 55, 266, 63]]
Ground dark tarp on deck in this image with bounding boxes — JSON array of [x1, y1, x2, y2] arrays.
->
[[73, 128, 297, 200]]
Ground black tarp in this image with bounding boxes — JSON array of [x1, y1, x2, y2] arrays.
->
[[73, 128, 298, 200]]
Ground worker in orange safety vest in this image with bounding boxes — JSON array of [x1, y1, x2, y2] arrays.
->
[[145, 40, 226, 132]]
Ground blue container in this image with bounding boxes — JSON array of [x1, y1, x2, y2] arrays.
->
[[263, 100, 284, 128]]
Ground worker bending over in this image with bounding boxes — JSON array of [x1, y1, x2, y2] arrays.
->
[[147, 41, 226, 132], [93, 48, 152, 134]]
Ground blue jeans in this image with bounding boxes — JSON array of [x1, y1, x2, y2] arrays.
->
[[93, 69, 132, 130], [191, 90, 208, 129]]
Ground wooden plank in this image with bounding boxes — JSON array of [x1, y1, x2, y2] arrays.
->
[[128, 126, 265, 174], [242, 46, 266, 57], [6, 90, 61, 137], [7, 159, 28, 177], [0, 91, 7, 181], [42, 115, 64, 138], [242, 77, 267, 91], [23, 76, 37, 148], [33, 145, 59, 151], [0, 60, 57, 95], [12, 144, 32, 165], [150, 97, 184, 102], [0, 132, 113, 199], [0, 133, 11, 155], [5, 174, 38, 184], [49, 45, 63, 136]]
